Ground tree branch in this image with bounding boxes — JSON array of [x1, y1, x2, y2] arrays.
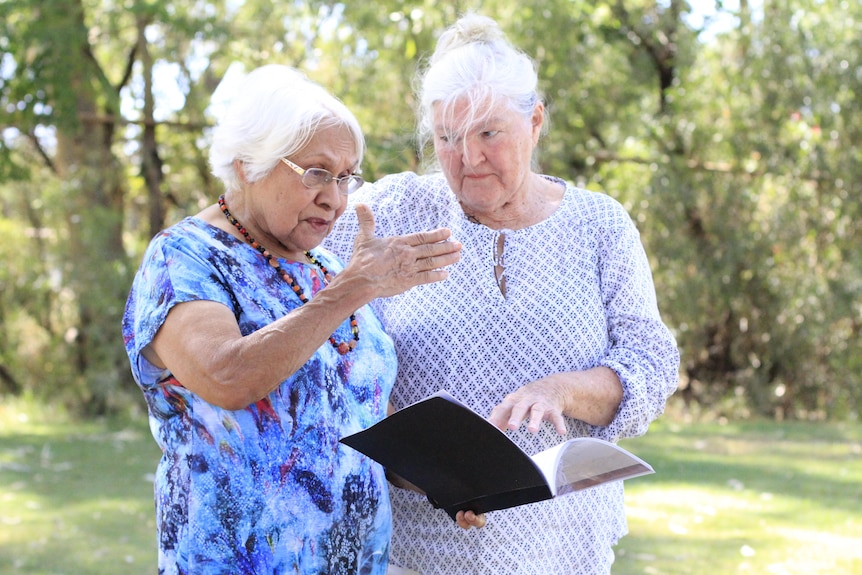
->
[[77, 112, 210, 130]]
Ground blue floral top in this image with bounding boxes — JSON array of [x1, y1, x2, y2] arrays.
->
[[122, 217, 395, 575]]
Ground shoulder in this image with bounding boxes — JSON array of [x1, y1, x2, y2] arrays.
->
[[349, 171, 454, 234], [146, 217, 218, 252], [352, 171, 451, 210], [138, 218, 227, 272], [560, 183, 635, 231]]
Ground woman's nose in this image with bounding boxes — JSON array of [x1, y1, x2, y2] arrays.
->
[[462, 142, 485, 167], [315, 179, 343, 209]]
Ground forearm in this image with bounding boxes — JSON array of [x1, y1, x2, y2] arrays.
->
[[149, 278, 371, 410], [552, 367, 623, 427]]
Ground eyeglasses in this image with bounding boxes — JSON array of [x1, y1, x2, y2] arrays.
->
[[280, 157, 365, 195]]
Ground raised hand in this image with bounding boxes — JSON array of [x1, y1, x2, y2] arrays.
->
[[345, 203, 462, 298]]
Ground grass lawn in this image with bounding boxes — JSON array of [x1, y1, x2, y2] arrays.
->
[[616, 417, 862, 574], [1, 398, 860, 574]]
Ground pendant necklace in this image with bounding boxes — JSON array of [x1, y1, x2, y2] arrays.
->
[[218, 194, 358, 355]]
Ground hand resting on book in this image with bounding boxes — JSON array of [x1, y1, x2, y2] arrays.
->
[[488, 368, 624, 435]]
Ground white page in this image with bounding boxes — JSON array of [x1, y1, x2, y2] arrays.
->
[[531, 438, 654, 496]]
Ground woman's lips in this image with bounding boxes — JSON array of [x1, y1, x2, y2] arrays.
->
[[306, 218, 331, 232]]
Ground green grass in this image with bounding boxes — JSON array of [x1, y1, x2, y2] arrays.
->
[[1, 398, 860, 574], [616, 418, 862, 574], [0, 400, 160, 575]]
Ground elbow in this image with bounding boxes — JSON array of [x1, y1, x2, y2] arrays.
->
[[208, 378, 268, 411], [186, 372, 268, 411]]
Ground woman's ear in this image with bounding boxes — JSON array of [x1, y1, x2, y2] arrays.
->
[[531, 102, 545, 145], [233, 159, 248, 183]]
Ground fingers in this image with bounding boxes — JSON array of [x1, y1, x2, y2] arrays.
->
[[412, 237, 462, 274], [489, 396, 532, 432], [405, 227, 453, 247], [375, 231, 461, 289], [396, 228, 461, 270], [345, 210, 462, 298], [354, 203, 376, 240], [487, 387, 569, 435], [455, 510, 487, 530]]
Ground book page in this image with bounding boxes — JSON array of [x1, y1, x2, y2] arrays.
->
[[530, 441, 567, 491], [531, 438, 654, 496]]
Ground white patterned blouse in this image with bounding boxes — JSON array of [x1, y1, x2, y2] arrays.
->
[[324, 171, 680, 575]]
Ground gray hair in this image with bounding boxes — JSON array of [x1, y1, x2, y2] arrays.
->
[[416, 14, 544, 159], [209, 65, 365, 193]]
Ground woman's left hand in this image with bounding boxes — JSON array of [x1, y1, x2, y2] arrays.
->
[[488, 377, 569, 435], [455, 510, 487, 530], [488, 368, 624, 434]]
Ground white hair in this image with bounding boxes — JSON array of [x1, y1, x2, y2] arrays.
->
[[209, 65, 365, 193], [416, 13, 544, 158]]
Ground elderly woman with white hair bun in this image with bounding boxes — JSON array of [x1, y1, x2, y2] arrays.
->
[[122, 64, 461, 575], [325, 13, 680, 575]]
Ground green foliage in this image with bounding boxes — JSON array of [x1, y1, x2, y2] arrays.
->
[[644, 0, 862, 419], [0, 0, 859, 418]]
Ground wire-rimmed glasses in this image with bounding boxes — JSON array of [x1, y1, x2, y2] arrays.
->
[[280, 157, 364, 195]]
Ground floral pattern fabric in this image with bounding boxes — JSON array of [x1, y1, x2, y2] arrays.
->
[[123, 217, 395, 575]]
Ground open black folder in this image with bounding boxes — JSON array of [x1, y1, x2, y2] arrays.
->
[[340, 390, 654, 520]]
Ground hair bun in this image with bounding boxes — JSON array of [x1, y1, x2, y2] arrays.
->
[[432, 13, 505, 63]]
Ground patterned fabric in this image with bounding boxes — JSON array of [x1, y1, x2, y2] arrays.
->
[[324, 172, 679, 575], [123, 217, 396, 575]]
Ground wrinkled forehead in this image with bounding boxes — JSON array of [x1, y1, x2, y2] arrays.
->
[[432, 94, 509, 136]]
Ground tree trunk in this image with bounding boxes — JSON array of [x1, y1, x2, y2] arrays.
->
[[52, 0, 130, 412]]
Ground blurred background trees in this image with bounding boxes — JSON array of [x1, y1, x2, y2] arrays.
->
[[1, 0, 859, 419]]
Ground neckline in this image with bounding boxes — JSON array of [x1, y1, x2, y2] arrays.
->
[[458, 175, 569, 232], [218, 194, 359, 355]]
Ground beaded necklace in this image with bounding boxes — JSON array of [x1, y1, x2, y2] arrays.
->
[[218, 194, 359, 355]]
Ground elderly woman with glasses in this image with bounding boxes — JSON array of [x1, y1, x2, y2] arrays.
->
[[122, 64, 461, 575], [324, 13, 680, 575]]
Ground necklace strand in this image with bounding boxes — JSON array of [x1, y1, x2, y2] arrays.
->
[[218, 194, 358, 355]]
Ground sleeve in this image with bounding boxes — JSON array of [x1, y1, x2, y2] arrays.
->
[[122, 230, 235, 390], [593, 208, 680, 442]]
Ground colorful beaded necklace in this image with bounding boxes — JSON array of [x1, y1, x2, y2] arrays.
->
[[218, 194, 359, 355]]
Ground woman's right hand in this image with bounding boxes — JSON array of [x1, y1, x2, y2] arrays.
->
[[455, 510, 487, 530], [344, 203, 462, 298]]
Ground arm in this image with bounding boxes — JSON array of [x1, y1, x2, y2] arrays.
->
[[489, 212, 678, 438], [145, 204, 462, 410], [489, 367, 623, 434]]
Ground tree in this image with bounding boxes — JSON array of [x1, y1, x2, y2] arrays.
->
[[1, 0, 859, 419]]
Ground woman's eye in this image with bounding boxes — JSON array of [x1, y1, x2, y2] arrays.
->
[[482, 130, 499, 138]]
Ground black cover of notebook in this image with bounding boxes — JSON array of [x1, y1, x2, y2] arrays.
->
[[340, 393, 553, 520]]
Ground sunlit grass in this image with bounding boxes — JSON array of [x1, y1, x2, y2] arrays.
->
[[616, 418, 862, 575], [2, 397, 861, 574], [0, 398, 160, 575]]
